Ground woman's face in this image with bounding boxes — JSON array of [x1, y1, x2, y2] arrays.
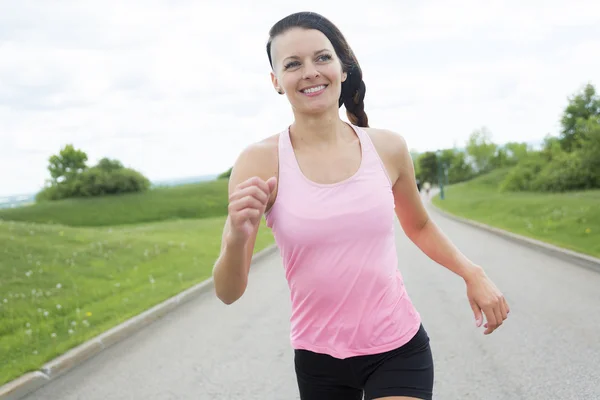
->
[[270, 28, 347, 115]]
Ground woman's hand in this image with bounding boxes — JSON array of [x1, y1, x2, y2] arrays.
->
[[465, 266, 510, 335]]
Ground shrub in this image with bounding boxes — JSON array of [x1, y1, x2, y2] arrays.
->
[[500, 154, 546, 192]]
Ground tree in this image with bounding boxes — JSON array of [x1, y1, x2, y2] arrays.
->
[[439, 148, 474, 183], [503, 142, 530, 164], [96, 158, 124, 173], [559, 83, 600, 152], [418, 151, 438, 183], [47, 144, 88, 184], [37, 146, 151, 202], [466, 127, 498, 173]]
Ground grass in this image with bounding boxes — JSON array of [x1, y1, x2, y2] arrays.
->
[[0, 179, 229, 227], [0, 180, 276, 386], [432, 169, 600, 258]]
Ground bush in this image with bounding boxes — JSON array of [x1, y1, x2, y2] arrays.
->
[[501, 150, 599, 193], [218, 167, 232, 180], [71, 167, 151, 197], [500, 154, 546, 192], [530, 151, 595, 192], [36, 161, 151, 202]]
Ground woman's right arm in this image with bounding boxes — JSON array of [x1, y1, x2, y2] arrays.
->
[[212, 140, 277, 305]]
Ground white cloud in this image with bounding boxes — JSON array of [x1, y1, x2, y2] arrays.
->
[[1, 0, 599, 195]]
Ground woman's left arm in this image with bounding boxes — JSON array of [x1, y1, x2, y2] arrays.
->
[[379, 130, 510, 335]]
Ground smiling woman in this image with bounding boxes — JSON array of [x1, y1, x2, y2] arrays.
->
[[266, 16, 368, 127], [212, 11, 510, 400]]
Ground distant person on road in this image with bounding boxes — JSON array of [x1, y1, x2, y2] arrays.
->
[[424, 181, 431, 198], [212, 11, 509, 400]]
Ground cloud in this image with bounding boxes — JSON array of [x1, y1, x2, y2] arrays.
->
[[0, 0, 599, 195]]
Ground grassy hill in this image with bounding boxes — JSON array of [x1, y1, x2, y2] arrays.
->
[[0, 179, 275, 386], [0, 179, 229, 227], [432, 169, 600, 258]]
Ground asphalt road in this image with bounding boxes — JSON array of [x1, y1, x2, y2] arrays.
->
[[23, 202, 600, 400]]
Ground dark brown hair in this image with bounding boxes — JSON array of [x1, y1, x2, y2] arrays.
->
[[266, 12, 369, 127]]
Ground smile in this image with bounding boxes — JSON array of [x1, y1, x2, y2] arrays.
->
[[300, 85, 328, 96]]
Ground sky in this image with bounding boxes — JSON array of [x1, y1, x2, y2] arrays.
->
[[1, 0, 600, 196]]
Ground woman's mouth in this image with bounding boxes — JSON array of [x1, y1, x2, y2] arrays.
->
[[300, 85, 328, 97]]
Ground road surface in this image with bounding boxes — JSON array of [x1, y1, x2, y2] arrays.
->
[[23, 203, 600, 399]]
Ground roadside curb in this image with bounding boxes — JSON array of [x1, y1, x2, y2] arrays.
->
[[0, 244, 279, 400], [428, 200, 600, 273]]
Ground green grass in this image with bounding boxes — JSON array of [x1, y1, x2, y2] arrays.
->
[[432, 169, 600, 258], [0, 216, 274, 386], [0, 179, 276, 386], [0, 179, 229, 227]]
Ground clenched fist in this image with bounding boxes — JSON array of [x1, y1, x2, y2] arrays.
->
[[227, 176, 277, 244]]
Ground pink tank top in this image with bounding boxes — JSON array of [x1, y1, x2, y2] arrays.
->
[[265, 123, 421, 359]]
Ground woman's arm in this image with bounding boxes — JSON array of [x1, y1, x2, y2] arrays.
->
[[212, 138, 278, 305], [370, 128, 510, 335]]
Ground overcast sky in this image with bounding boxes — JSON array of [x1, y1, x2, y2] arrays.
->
[[1, 0, 599, 196]]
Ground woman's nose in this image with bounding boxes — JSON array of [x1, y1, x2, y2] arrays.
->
[[302, 63, 320, 80]]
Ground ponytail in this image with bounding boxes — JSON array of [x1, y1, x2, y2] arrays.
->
[[339, 64, 369, 127]]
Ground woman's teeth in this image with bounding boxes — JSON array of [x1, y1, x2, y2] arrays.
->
[[302, 85, 326, 94]]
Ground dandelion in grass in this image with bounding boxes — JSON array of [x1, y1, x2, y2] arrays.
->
[[68, 329, 74, 335], [33, 350, 38, 355], [25, 270, 33, 278], [43, 311, 49, 317], [3, 299, 7, 303], [56, 283, 62, 289], [25, 329, 32, 336], [51, 333, 57, 338], [71, 321, 77, 327], [585, 228, 591, 234], [82, 320, 90, 327], [56, 304, 62, 310], [86, 311, 92, 317]]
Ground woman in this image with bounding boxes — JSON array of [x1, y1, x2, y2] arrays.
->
[[212, 11, 509, 400]]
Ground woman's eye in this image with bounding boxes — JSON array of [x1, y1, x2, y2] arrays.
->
[[284, 61, 300, 69], [318, 54, 332, 62]]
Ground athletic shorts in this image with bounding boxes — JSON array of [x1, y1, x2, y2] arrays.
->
[[294, 324, 434, 400]]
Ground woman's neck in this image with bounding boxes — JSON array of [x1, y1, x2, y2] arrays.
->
[[290, 109, 348, 148]]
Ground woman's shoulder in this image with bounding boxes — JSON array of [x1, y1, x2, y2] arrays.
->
[[230, 133, 280, 184], [362, 126, 409, 158]]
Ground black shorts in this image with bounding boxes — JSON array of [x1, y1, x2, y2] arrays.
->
[[294, 324, 434, 400]]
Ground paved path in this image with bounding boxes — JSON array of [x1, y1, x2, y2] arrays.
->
[[23, 202, 600, 399]]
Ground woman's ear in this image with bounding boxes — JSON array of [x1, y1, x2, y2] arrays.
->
[[270, 71, 284, 95]]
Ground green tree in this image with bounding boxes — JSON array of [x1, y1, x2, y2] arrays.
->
[[503, 142, 530, 164], [96, 158, 124, 172], [38, 146, 151, 202], [559, 83, 600, 151], [418, 151, 438, 183], [466, 127, 498, 173], [438, 149, 474, 183], [47, 144, 88, 184]]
